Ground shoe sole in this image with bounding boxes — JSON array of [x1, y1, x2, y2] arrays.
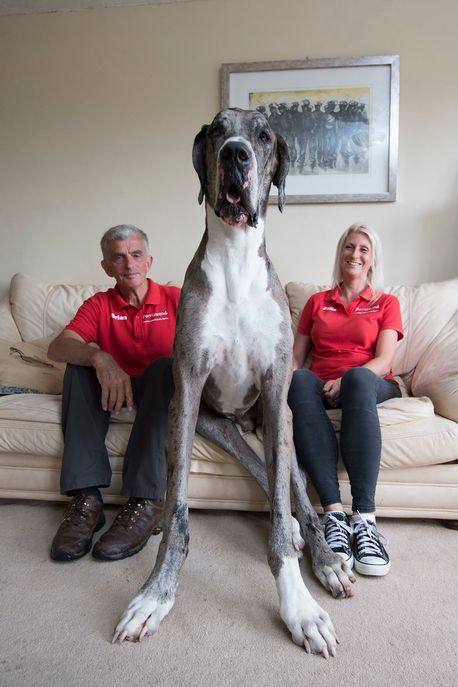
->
[[91, 526, 162, 562], [50, 513, 106, 562], [355, 559, 391, 576]]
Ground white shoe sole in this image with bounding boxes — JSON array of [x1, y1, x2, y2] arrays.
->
[[355, 559, 391, 576]]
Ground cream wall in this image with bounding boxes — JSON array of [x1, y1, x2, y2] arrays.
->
[[1, 0, 457, 300]]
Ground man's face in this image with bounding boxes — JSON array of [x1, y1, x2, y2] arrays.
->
[[101, 236, 152, 290]]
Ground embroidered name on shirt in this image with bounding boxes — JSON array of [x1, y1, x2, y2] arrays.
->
[[322, 306, 337, 312], [355, 305, 380, 313], [143, 310, 169, 323], [111, 313, 128, 320]]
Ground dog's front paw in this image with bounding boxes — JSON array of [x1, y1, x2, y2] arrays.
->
[[112, 592, 174, 644], [277, 558, 338, 658], [283, 600, 338, 658], [314, 555, 356, 599]]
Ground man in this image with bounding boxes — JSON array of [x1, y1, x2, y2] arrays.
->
[[48, 224, 180, 562]]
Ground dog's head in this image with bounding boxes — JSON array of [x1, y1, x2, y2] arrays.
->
[[192, 108, 290, 228]]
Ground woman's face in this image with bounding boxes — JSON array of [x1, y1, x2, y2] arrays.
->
[[339, 232, 373, 282]]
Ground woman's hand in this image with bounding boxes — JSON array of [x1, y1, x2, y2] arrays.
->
[[323, 378, 341, 407]]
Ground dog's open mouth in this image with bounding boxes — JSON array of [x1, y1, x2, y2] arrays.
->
[[226, 186, 241, 205], [215, 183, 257, 228]]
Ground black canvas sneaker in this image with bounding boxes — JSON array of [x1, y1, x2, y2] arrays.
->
[[352, 517, 391, 576], [323, 511, 354, 568]]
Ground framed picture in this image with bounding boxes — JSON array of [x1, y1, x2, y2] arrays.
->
[[221, 56, 400, 204]]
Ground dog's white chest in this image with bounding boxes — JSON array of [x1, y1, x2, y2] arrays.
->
[[200, 236, 283, 414]]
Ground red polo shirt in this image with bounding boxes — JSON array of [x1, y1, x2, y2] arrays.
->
[[65, 279, 181, 378], [298, 286, 403, 381]]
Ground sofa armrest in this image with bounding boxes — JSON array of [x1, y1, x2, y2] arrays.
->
[[411, 310, 458, 422]]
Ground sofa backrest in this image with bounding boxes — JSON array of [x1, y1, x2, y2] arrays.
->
[[7, 272, 180, 342], [5, 273, 458, 380], [285, 278, 458, 376], [9, 273, 110, 341]]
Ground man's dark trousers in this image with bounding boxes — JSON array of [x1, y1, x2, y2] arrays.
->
[[60, 356, 174, 501]]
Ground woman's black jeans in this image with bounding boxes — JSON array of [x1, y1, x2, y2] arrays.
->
[[288, 367, 401, 513]]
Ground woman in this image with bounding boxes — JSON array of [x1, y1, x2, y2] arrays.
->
[[288, 223, 403, 576]]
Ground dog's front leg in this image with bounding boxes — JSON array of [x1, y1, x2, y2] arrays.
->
[[290, 454, 356, 598], [262, 372, 338, 658], [113, 370, 204, 643]]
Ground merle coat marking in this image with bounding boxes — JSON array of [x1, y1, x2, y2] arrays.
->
[[113, 109, 354, 657]]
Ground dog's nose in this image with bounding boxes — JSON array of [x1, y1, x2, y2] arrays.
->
[[220, 141, 251, 168]]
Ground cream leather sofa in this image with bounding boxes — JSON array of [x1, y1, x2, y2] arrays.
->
[[0, 272, 457, 520]]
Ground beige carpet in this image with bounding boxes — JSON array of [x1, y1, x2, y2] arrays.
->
[[1, 501, 457, 687]]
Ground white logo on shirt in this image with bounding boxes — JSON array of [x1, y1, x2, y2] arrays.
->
[[143, 311, 168, 319], [143, 310, 169, 323], [322, 306, 337, 312], [111, 313, 127, 320], [355, 305, 380, 313]]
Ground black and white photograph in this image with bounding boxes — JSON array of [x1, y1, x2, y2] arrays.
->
[[222, 56, 400, 203], [250, 88, 369, 177]]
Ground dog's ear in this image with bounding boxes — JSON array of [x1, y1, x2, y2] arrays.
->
[[192, 125, 208, 205], [272, 134, 290, 213]]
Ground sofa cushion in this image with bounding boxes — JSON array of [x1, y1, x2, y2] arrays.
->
[[411, 310, 458, 422], [0, 337, 65, 395], [0, 392, 456, 471], [9, 273, 110, 341], [247, 395, 458, 470], [285, 278, 458, 377]]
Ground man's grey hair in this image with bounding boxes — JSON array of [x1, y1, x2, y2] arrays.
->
[[331, 222, 385, 300], [100, 224, 151, 260]]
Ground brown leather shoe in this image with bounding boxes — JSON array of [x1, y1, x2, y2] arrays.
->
[[92, 498, 163, 561], [50, 494, 105, 561]]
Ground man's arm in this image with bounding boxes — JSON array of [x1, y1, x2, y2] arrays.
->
[[48, 330, 134, 414]]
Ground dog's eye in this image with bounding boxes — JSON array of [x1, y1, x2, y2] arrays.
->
[[259, 130, 271, 143], [211, 124, 224, 137]]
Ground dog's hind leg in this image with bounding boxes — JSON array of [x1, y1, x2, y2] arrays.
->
[[113, 370, 204, 643], [196, 408, 304, 552], [196, 408, 269, 493], [290, 453, 356, 598]]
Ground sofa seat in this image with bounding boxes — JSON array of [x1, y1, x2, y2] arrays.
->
[[0, 390, 456, 518], [0, 272, 457, 519]]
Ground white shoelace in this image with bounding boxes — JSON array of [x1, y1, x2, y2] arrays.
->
[[353, 519, 386, 557], [324, 514, 353, 549]]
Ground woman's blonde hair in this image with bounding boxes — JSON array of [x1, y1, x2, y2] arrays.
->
[[331, 223, 385, 300]]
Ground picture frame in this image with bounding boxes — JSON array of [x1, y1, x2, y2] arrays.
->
[[221, 56, 400, 204]]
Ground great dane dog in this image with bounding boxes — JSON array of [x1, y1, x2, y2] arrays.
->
[[113, 108, 354, 657]]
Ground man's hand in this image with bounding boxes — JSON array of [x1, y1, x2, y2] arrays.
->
[[323, 378, 341, 407], [92, 350, 134, 414], [48, 330, 134, 415]]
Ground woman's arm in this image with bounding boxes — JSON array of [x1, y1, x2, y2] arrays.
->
[[363, 328, 399, 377], [292, 332, 312, 371]]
